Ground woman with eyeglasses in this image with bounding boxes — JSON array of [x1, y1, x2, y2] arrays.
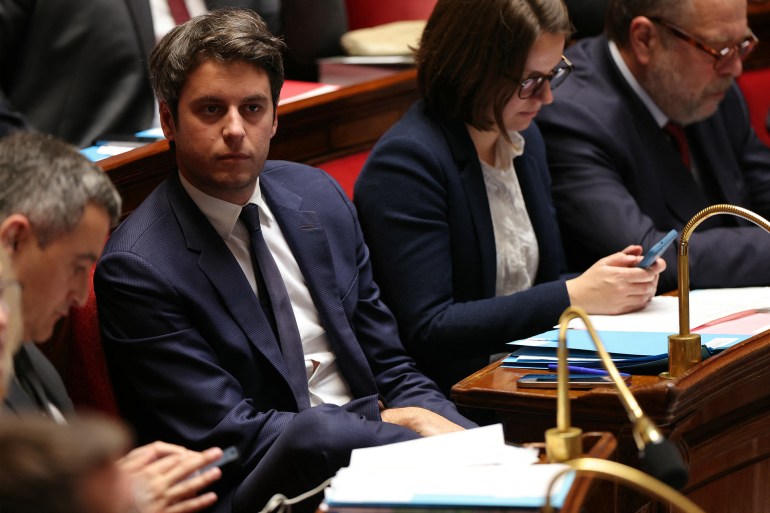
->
[[353, 0, 666, 397]]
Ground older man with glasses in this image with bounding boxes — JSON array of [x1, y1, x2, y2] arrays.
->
[[537, 0, 770, 292]]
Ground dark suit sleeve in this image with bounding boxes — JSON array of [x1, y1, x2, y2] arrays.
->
[[540, 82, 770, 292], [341, 191, 476, 428], [355, 131, 569, 362], [0, 1, 31, 137], [96, 250, 305, 474]]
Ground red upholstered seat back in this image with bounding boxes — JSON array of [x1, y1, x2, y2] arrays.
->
[[41, 266, 119, 417], [317, 150, 370, 199], [737, 68, 770, 148], [345, 0, 437, 30]]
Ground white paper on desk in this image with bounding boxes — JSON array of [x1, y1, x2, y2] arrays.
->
[[566, 288, 770, 333], [328, 424, 572, 509], [348, 424, 538, 469], [325, 463, 572, 508]]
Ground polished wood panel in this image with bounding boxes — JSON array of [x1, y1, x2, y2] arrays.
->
[[98, 69, 418, 218], [452, 329, 770, 512]]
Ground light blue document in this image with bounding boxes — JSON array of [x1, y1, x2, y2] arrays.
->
[[508, 329, 749, 356]]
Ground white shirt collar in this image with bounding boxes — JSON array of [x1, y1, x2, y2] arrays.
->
[[608, 40, 669, 128], [178, 172, 274, 240]]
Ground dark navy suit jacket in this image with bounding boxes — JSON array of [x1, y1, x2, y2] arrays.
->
[[95, 164, 473, 512], [537, 36, 770, 292], [354, 102, 571, 395]]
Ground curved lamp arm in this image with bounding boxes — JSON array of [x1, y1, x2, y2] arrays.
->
[[541, 458, 705, 513], [547, 307, 687, 489], [547, 307, 661, 462], [666, 204, 770, 378]]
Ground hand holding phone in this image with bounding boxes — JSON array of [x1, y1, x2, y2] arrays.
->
[[192, 446, 240, 477], [637, 229, 678, 268]]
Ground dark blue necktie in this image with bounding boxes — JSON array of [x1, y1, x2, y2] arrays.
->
[[240, 204, 311, 410]]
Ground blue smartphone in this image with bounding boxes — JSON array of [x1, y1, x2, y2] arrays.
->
[[637, 229, 678, 268]]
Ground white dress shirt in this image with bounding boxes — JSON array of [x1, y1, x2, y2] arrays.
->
[[179, 173, 354, 407], [149, 0, 208, 42]]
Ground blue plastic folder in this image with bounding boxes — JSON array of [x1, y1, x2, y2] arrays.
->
[[508, 329, 748, 355], [503, 329, 750, 372]]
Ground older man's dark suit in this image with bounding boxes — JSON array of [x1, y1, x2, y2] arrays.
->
[[537, 36, 770, 292], [3, 344, 73, 417], [95, 165, 473, 513], [0, 0, 279, 148], [354, 102, 571, 395]]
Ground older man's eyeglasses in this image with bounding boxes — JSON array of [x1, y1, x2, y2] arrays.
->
[[518, 55, 574, 99], [649, 17, 758, 72]]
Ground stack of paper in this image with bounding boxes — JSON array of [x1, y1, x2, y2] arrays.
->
[[323, 424, 573, 512], [502, 287, 770, 371]]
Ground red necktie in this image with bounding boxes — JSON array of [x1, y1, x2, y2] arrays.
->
[[167, 0, 191, 25], [663, 122, 692, 170]]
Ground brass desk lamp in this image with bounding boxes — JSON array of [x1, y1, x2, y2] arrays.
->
[[665, 204, 770, 379], [542, 458, 706, 513], [546, 306, 688, 489]]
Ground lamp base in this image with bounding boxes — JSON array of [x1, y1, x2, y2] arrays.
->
[[545, 426, 583, 462], [664, 333, 702, 379]]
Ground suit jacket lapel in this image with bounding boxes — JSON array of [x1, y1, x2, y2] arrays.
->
[[597, 41, 712, 225], [439, 115, 498, 297], [260, 175, 378, 398], [688, 118, 741, 205], [3, 377, 38, 414], [165, 175, 296, 393], [514, 140, 564, 283]]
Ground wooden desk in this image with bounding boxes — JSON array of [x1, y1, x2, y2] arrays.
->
[[452, 329, 770, 512], [544, 431, 618, 513]]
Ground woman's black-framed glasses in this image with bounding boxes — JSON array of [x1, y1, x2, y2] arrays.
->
[[518, 55, 574, 99], [649, 17, 758, 71]]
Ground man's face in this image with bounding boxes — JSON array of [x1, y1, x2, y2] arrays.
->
[[10, 203, 110, 342], [643, 0, 748, 125], [160, 59, 278, 205]]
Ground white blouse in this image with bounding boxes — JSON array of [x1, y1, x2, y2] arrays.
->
[[479, 131, 540, 297]]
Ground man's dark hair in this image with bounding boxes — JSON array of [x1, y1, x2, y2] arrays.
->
[[150, 8, 287, 119]]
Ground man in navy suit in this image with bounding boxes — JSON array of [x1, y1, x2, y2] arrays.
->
[[537, 0, 770, 292], [94, 9, 474, 513]]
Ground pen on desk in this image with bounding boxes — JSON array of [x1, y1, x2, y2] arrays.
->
[[547, 363, 631, 378]]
